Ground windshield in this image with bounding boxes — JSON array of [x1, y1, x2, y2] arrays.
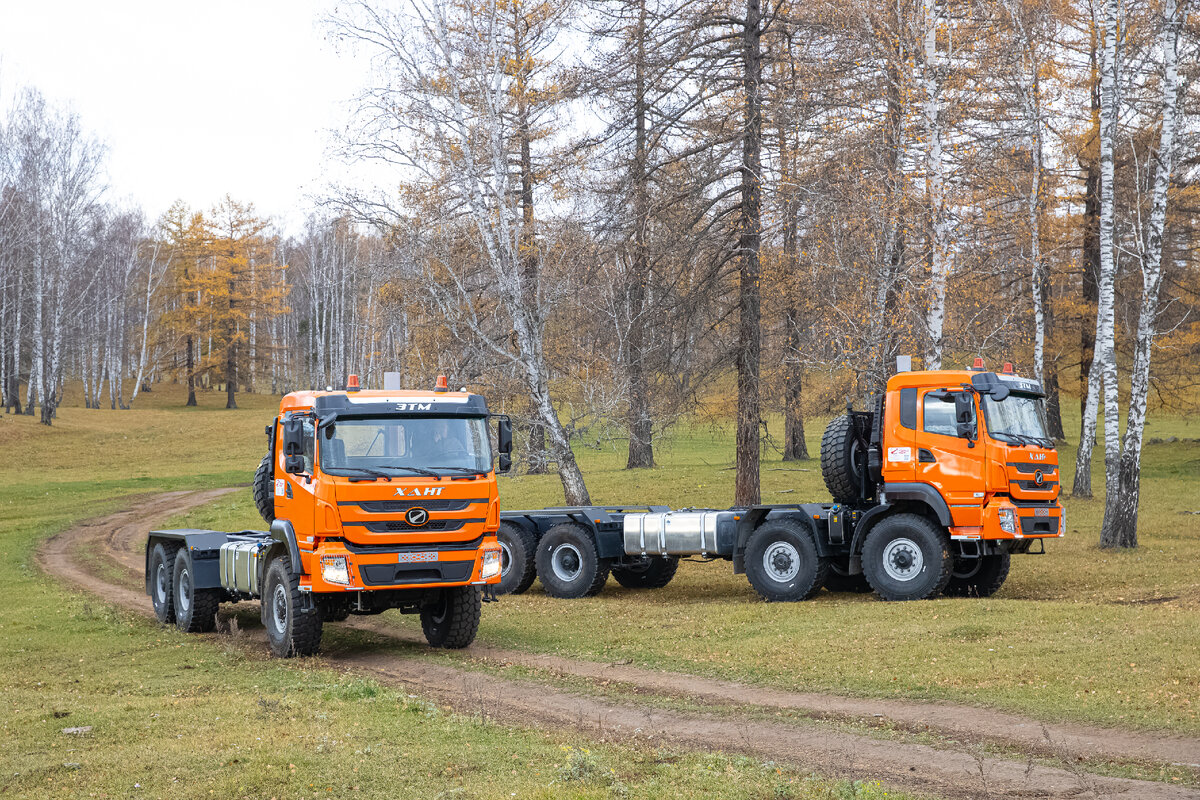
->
[[981, 394, 1052, 446], [319, 416, 491, 476]]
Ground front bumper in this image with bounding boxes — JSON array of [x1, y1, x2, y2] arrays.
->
[[951, 498, 1063, 541], [302, 538, 502, 593]]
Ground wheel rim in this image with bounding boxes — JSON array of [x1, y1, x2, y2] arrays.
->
[[177, 567, 191, 614], [271, 583, 289, 634], [882, 538, 924, 582], [499, 541, 513, 578], [155, 562, 168, 604], [763, 542, 801, 583], [550, 543, 583, 583], [429, 592, 449, 624]]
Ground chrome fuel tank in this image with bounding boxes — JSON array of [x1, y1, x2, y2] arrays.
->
[[622, 510, 737, 557], [219, 540, 270, 596]]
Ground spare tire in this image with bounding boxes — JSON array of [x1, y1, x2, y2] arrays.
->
[[254, 453, 275, 523], [821, 414, 865, 504]]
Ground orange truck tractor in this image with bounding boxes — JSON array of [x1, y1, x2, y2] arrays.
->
[[145, 374, 512, 656], [497, 360, 1062, 601]]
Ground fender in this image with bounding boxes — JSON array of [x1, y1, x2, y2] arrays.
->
[[269, 519, 304, 575], [849, 482, 953, 557]]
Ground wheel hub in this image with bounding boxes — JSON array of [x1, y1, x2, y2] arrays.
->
[[882, 538, 924, 582], [763, 542, 801, 582], [272, 583, 289, 633], [551, 543, 583, 582], [499, 541, 512, 578], [156, 563, 168, 603], [177, 568, 191, 613]]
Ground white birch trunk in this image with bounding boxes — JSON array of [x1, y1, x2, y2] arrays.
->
[[1100, 0, 1182, 548], [921, 0, 951, 369]]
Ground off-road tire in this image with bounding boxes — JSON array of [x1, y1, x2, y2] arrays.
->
[[149, 541, 178, 624], [535, 523, 610, 598], [173, 548, 219, 633], [496, 521, 538, 595], [821, 414, 865, 504], [263, 556, 323, 657], [823, 557, 872, 593], [744, 520, 829, 602], [944, 552, 1011, 597], [253, 453, 275, 523], [862, 514, 953, 601], [611, 556, 679, 589], [421, 586, 482, 648]]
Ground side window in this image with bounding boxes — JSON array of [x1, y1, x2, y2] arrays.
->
[[899, 387, 917, 429], [923, 393, 964, 437]]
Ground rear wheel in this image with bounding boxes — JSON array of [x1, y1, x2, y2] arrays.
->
[[944, 552, 1010, 597], [496, 521, 537, 595], [421, 586, 482, 648], [862, 514, 952, 601], [253, 453, 275, 523], [173, 548, 219, 633], [149, 541, 178, 624], [822, 557, 872, 593], [744, 520, 828, 602], [262, 556, 322, 657], [611, 556, 679, 589], [535, 523, 610, 598]]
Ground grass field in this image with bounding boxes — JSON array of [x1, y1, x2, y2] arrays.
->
[[0, 386, 914, 800], [161, 388, 1200, 735]]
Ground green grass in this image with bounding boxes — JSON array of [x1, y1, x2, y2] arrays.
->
[[0, 384, 922, 800], [168, 400, 1200, 735]]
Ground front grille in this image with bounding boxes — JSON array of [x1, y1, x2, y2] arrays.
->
[[339, 536, 484, 553], [343, 498, 486, 513], [354, 519, 462, 533], [1012, 479, 1058, 491]]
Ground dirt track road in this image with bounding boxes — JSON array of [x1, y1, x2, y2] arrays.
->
[[37, 490, 1200, 800]]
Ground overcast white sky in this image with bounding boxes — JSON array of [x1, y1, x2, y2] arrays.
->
[[0, 0, 369, 234]]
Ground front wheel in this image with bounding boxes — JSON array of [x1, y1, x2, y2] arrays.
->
[[262, 556, 323, 657], [535, 523, 610, 598], [421, 586, 482, 648], [173, 548, 219, 633], [944, 552, 1010, 597], [744, 520, 828, 602], [149, 541, 178, 624], [861, 514, 952, 601]]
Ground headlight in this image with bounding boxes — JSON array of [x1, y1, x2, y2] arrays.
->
[[998, 507, 1017, 534], [481, 550, 501, 580], [321, 555, 351, 585]]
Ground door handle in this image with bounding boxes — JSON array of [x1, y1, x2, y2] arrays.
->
[[918, 449, 936, 463]]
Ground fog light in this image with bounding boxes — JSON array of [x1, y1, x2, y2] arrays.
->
[[481, 550, 501, 580], [998, 507, 1017, 535], [321, 555, 350, 585]]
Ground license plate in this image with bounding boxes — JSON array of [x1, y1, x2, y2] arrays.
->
[[399, 551, 437, 564]]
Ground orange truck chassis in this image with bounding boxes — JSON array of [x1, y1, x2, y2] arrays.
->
[[145, 375, 511, 656], [497, 361, 1063, 602]]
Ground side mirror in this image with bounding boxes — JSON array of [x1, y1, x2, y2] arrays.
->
[[954, 394, 977, 441], [497, 417, 513, 455], [284, 454, 306, 474], [282, 417, 306, 455], [497, 453, 512, 474]]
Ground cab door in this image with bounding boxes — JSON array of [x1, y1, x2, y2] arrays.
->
[[916, 389, 987, 527], [273, 414, 316, 543]]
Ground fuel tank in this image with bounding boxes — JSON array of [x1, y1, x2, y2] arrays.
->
[[621, 510, 737, 557]]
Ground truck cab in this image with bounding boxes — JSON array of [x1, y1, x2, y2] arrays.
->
[[146, 375, 512, 657]]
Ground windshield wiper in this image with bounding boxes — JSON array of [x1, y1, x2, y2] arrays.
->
[[373, 465, 443, 480], [332, 467, 392, 482], [428, 466, 488, 477], [991, 431, 1027, 447]]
